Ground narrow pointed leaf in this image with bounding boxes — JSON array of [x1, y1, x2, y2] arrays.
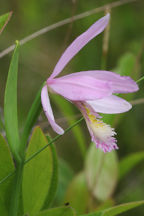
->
[[22, 127, 53, 216], [0, 134, 15, 215], [0, 12, 12, 34], [103, 201, 144, 216], [36, 206, 76, 216], [4, 41, 20, 161], [81, 200, 144, 216]]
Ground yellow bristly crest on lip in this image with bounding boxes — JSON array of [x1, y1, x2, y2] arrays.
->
[[84, 105, 105, 127], [83, 104, 116, 142]]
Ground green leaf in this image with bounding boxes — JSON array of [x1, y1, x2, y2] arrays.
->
[[103, 201, 144, 216], [0, 134, 15, 215], [81, 200, 144, 216], [0, 12, 12, 34], [55, 159, 74, 205], [85, 143, 118, 201], [22, 127, 53, 216], [95, 199, 114, 212], [119, 152, 144, 180], [36, 206, 76, 216], [52, 94, 86, 158], [4, 41, 20, 161], [42, 136, 58, 208], [65, 172, 89, 215], [81, 212, 102, 216], [115, 53, 136, 77]]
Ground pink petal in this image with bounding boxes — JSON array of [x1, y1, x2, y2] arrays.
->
[[41, 85, 64, 134], [47, 75, 112, 101], [62, 70, 139, 93], [86, 95, 132, 114], [50, 14, 110, 79]]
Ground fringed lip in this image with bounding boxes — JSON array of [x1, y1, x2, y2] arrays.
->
[[75, 101, 118, 153]]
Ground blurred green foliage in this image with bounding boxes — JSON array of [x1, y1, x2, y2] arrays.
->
[[0, 0, 144, 215]]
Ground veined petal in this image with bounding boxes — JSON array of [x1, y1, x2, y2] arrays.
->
[[86, 95, 132, 114], [62, 70, 139, 93], [50, 14, 110, 79], [47, 75, 112, 101], [41, 85, 64, 134]]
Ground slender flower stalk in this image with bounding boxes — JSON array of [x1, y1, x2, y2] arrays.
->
[[41, 14, 139, 152]]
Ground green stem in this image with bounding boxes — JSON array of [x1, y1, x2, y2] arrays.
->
[[8, 161, 24, 216], [0, 171, 14, 184], [21, 84, 43, 156], [101, 8, 111, 70], [25, 117, 84, 164], [136, 76, 144, 84]]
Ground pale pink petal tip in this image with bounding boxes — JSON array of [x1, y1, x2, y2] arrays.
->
[[70, 71, 139, 94], [41, 85, 64, 135]]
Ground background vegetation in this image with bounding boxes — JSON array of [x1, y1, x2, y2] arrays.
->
[[0, 0, 144, 215]]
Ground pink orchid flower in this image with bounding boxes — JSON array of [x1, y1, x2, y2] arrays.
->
[[41, 14, 138, 152]]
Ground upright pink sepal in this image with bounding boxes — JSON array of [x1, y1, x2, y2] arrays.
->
[[50, 14, 110, 79]]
